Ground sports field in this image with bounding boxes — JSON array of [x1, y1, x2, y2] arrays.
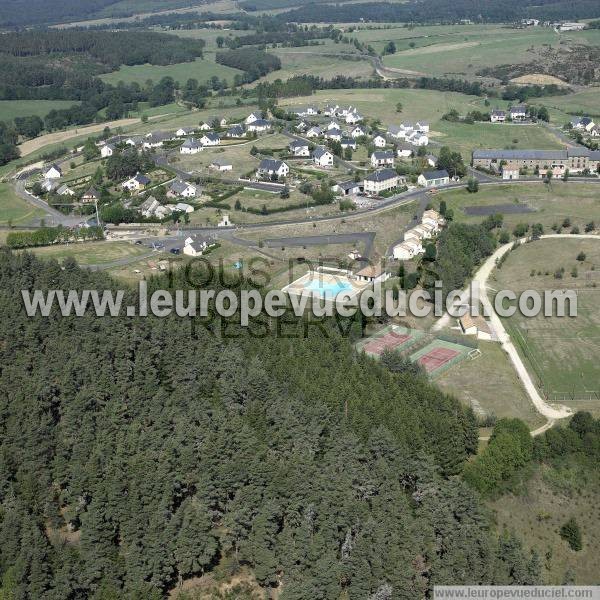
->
[[356, 324, 424, 358], [99, 57, 243, 87], [409, 338, 473, 378], [492, 238, 600, 411]]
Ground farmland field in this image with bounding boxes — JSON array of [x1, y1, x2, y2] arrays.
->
[[99, 57, 243, 86], [28, 241, 150, 266], [0, 100, 82, 123], [491, 237, 600, 409], [438, 183, 600, 233], [0, 184, 45, 225], [543, 89, 600, 118]]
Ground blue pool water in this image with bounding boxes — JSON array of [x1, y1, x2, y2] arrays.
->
[[304, 279, 353, 297]]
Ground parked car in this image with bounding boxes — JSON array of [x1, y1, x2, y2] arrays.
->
[[170, 248, 181, 255]]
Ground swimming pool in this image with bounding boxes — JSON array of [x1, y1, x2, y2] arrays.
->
[[304, 278, 353, 297]]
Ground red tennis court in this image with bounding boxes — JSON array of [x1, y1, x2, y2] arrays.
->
[[417, 347, 460, 373], [364, 331, 411, 356]]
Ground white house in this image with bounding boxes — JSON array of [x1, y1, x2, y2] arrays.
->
[[100, 144, 115, 158], [396, 144, 413, 159], [407, 132, 429, 146], [491, 110, 506, 123], [333, 180, 362, 196], [124, 135, 143, 147], [354, 264, 390, 284], [422, 209, 445, 231], [313, 146, 334, 167], [325, 128, 343, 142], [351, 125, 366, 138], [169, 180, 197, 199], [81, 187, 101, 204], [143, 131, 172, 149], [346, 111, 363, 125], [43, 164, 62, 179], [198, 122, 212, 131], [245, 112, 263, 125], [289, 140, 311, 157], [571, 116, 596, 132], [56, 184, 75, 196], [257, 159, 289, 179], [364, 169, 402, 195], [247, 119, 271, 133], [323, 104, 339, 116], [418, 169, 450, 187], [340, 138, 357, 151], [183, 235, 212, 257], [200, 133, 221, 146], [180, 138, 203, 154], [373, 135, 387, 148], [210, 158, 233, 172], [227, 125, 246, 138], [509, 105, 527, 122], [122, 173, 151, 192], [176, 127, 195, 137], [371, 151, 395, 168], [416, 121, 430, 133], [139, 196, 161, 218], [306, 126, 322, 138], [326, 120, 341, 131], [393, 238, 424, 260]]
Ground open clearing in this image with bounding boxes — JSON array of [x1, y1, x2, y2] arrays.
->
[[28, 241, 150, 266], [490, 460, 600, 585], [439, 183, 600, 233], [0, 100, 81, 123], [510, 74, 569, 86], [100, 57, 243, 87], [491, 238, 600, 409], [0, 183, 45, 225]]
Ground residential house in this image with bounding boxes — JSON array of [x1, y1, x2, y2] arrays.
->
[[143, 131, 173, 149], [257, 159, 289, 179], [323, 104, 339, 116], [345, 111, 363, 124], [122, 173, 151, 192], [396, 144, 413, 159], [508, 105, 527, 122], [373, 135, 387, 148], [227, 124, 246, 138], [351, 125, 366, 138], [245, 111, 263, 125], [407, 131, 429, 146], [183, 235, 215, 257], [56, 184, 75, 197], [139, 196, 161, 218], [247, 119, 271, 133], [289, 140, 311, 157], [422, 209, 446, 230], [168, 180, 197, 199], [325, 127, 343, 142], [40, 179, 58, 193], [424, 154, 437, 167], [371, 150, 395, 168], [558, 22, 585, 31], [571, 116, 596, 132], [200, 133, 221, 146], [333, 180, 362, 196], [154, 205, 173, 219], [363, 169, 402, 195], [415, 121, 430, 133], [198, 122, 212, 131], [180, 138, 203, 154], [490, 110, 506, 123], [81, 187, 101, 204], [340, 138, 357, 151], [306, 126, 322, 138], [354, 264, 390, 284], [124, 135, 143, 147], [418, 169, 450, 187], [176, 127, 195, 137], [313, 146, 334, 167], [100, 144, 115, 158], [210, 158, 233, 172], [326, 120, 341, 131], [393, 239, 424, 260], [43, 164, 62, 179]]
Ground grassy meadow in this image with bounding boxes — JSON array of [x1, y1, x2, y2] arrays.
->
[[0, 100, 81, 124], [0, 184, 45, 226]]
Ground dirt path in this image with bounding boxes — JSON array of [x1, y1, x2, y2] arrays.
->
[[437, 233, 600, 423], [18, 114, 170, 157]]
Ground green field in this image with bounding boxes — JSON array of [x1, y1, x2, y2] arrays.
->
[[380, 25, 596, 78], [492, 238, 600, 405], [0, 184, 45, 226], [100, 57, 243, 86], [438, 183, 600, 232], [29, 241, 150, 265], [0, 100, 81, 123], [436, 121, 565, 159], [543, 89, 600, 118]]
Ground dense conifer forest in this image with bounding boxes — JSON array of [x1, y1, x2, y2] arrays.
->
[[0, 249, 546, 598]]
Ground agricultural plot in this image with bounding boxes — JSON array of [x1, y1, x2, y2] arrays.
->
[[28, 241, 150, 266], [491, 238, 600, 410], [0, 100, 81, 123], [438, 183, 600, 233], [0, 184, 45, 225], [543, 89, 600, 118], [99, 57, 243, 87]]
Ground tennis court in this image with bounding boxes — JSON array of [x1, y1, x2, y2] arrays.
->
[[357, 325, 425, 358], [409, 338, 472, 378]]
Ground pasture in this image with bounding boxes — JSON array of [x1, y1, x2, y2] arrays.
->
[[438, 183, 600, 233], [99, 57, 243, 87], [0, 100, 81, 123], [29, 241, 150, 266], [0, 184, 45, 226], [491, 237, 600, 409]]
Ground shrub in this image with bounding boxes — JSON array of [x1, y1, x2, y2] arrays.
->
[[560, 518, 582, 551]]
